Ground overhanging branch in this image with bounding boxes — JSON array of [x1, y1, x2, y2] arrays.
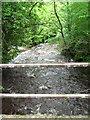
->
[[54, 1, 66, 45], [29, 2, 38, 16]]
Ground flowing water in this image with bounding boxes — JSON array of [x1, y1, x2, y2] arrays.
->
[[2, 43, 89, 115]]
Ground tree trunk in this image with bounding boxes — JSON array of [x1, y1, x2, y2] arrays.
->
[[29, 2, 38, 16], [67, 2, 71, 38], [54, 1, 66, 45]]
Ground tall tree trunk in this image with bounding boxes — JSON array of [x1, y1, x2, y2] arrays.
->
[[67, 2, 71, 38], [54, 1, 66, 45], [29, 2, 38, 16]]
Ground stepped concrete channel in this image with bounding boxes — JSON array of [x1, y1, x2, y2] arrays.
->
[[2, 43, 89, 116]]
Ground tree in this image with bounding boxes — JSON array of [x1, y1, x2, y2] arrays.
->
[[62, 2, 89, 61], [53, 1, 66, 45]]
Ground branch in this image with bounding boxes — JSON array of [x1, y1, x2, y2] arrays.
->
[[53, 1, 66, 45], [29, 2, 38, 16], [0, 63, 89, 68], [0, 94, 89, 98], [80, 89, 90, 93]]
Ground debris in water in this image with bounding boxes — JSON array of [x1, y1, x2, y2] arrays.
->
[[39, 85, 48, 90], [27, 73, 36, 78]]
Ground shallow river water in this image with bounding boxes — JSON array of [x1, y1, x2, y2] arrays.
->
[[2, 43, 89, 115]]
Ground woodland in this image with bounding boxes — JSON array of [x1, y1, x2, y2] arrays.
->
[[2, 2, 89, 63]]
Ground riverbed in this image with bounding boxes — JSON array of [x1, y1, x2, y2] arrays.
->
[[2, 43, 89, 115]]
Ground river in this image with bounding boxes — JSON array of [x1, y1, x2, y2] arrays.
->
[[2, 43, 89, 116]]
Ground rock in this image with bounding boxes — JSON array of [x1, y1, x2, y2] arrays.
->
[[39, 85, 48, 90], [27, 73, 36, 78]]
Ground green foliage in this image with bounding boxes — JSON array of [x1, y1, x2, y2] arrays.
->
[[2, 2, 29, 63], [61, 2, 90, 62]]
